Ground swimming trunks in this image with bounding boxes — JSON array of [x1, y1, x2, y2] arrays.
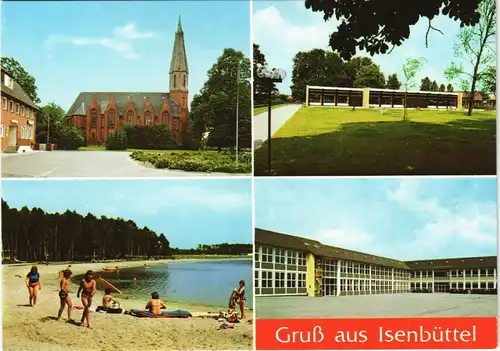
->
[[59, 290, 68, 300]]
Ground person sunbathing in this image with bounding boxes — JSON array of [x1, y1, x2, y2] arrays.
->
[[145, 292, 167, 315], [96, 288, 123, 313]]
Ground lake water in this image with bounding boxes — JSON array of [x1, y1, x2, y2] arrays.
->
[[74, 259, 253, 308]]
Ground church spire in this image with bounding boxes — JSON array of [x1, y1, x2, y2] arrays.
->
[[169, 16, 188, 74]]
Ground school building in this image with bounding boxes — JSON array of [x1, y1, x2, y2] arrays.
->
[[254, 229, 497, 297]]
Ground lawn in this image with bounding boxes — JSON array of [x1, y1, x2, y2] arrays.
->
[[254, 107, 497, 176], [254, 103, 291, 116]]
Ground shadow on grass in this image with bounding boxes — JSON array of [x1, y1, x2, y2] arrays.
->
[[254, 118, 496, 176]]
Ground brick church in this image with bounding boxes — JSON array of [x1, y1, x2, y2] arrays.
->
[[66, 18, 189, 145]]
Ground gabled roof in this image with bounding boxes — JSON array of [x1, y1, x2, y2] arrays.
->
[[405, 256, 497, 270], [1, 67, 38, 109], [65, 92, 180, 117], [169, 16, 189, 74], [255, 228, 409, 270]]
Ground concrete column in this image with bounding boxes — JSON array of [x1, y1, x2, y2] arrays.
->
[[419, 271, 423, 289], [457, 92, 463, 109], [431, 270, 435, 293], [336, 260, 341, 296], [391, 268, 395, 293], [369, 265, 372, 294], [305, 86, 310, 106], [463, 269, 466, 290], [449, 270, 452, 290], [494, 269, 497, 289], [362, 88, 370, 108], [478, 268, 481, 289]]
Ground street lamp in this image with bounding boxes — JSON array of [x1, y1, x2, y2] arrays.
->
[[255, 63, 286, 174]]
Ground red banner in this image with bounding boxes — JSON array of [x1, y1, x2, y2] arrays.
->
[[256, 318, 497, 349]]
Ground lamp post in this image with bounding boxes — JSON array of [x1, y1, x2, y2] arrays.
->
[[256, 63, 286, 174]]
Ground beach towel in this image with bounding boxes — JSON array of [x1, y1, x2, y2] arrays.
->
[[129, 309, 192, 318]]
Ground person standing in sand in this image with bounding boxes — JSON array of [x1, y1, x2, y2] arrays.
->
[[57, 269, 73, 321], [237, 280, 246, 319], [25, 266, 42, 307], [77, 270, 96, 329]]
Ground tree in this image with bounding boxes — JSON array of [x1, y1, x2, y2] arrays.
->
[[482, 66, 496, 95], [402, 58, 425, 120], [253, 44, 277, 105], [420, 77, 432, 91], [430, 80, 439, 91], [304, 0, 482, 60], [446, 83, 454, 92], [386, 73, 401, 90], [189, 48, 251, 149], [1, 57, 41, 104], [439, 84, 446, 92], [344, 57, 385, 88], [445, 0, 496, 116], [37, 103, 84, 150]]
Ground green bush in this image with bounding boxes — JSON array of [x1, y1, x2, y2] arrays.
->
[[123, 124, 179, 150], [105, 129, 128, 150], [130, 150, 251, 173]]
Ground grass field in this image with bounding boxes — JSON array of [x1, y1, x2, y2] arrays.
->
[[254, 107, 496, 176], [254, 103, 292, 115]]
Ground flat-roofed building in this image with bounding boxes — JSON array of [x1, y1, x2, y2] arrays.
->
[[255, 229, 497, 297]]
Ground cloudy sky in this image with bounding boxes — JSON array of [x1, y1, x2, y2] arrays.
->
[[1, 179, 252, 249], [255, 177, 497, 260], [253, 1, 471, 94], [2, 1, 250, 110]]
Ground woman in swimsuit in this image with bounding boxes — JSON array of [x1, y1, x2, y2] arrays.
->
[[145, 292, 167, 315], [57, 269, 73, 321], [237, 280, 246, 319], [25, 266, 42, 307], [77, 270, 96, 328]]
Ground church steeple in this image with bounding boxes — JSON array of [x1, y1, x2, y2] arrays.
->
[[169, 16, 189, 93]]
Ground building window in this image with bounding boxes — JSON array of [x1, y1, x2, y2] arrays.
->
[[274, 272, 285, 288], [0, 125, 4, 138], [2, 97, 6, 110], [21, 106, 25, 116], [261, 247, 272, 263], [127, 110, 133, 123], [15, 103, 20, 114], [298, 273, 306, 288], [108, 110, 115, 125], [287, 251, 297, 265], [275, 249, 285, 264], [91, 132, 96, 140], [9, 100, 14, 112], [26, 108, 30, 118], [101, 115, 104, 127], [287, 273, 296, 288], [162, 111, 169, 124], [145, 111, 151, 124], [91, 109, 97, 127], [255, 270, 259, 288], [261, 271, 273, 288], [298, 252, 306, 266]]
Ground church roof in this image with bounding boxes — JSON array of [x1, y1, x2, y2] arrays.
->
[[65, 92, 180, 117], [169, 16, 189, 74]]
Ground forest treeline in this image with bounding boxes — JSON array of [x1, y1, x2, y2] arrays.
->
[[1, 200, 251, 262]]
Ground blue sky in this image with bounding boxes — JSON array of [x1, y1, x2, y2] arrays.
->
[[255, 178, 497, 260], [1, 1, 250, 110], [253, 1, 475, 94], [1, 179, 252, 249]]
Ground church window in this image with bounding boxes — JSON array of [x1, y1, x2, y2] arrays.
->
[[101, 115, 104, 127], [108, 110, 115, 125], [162, 111, 169, 124], [91, 109, 97, 127], [145, 111, 151, 124], [127, 110, 133, 123]]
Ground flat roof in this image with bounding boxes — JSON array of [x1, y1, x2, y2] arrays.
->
[[307, 85, 459, 96], [255, 229, 497, 271]]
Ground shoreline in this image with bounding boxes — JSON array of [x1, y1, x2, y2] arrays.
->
[[3, 259, 253, 350]]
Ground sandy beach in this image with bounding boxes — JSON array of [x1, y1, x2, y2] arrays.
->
[[2, 260, 253, 351]]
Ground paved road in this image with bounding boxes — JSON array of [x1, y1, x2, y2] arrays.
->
[[256, 294, 497, 318], [1, 151, 247, 178], [253, 104, 302, 149]]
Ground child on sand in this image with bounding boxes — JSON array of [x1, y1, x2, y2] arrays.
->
[[57, 269, 73, 321], [77, 270, 96, 328], [145, 292, 167, 315], [25, 266, 42, 307]]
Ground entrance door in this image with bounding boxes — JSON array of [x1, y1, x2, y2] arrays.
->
[[8, 126, 17, 146], [434, 282, 450, 293]]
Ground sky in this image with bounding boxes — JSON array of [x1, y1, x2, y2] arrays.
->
[[1, 1, 250, 110], [255, 177, 497, 261], [253, 1, 473, 94], [1, 179, 252, 249]]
